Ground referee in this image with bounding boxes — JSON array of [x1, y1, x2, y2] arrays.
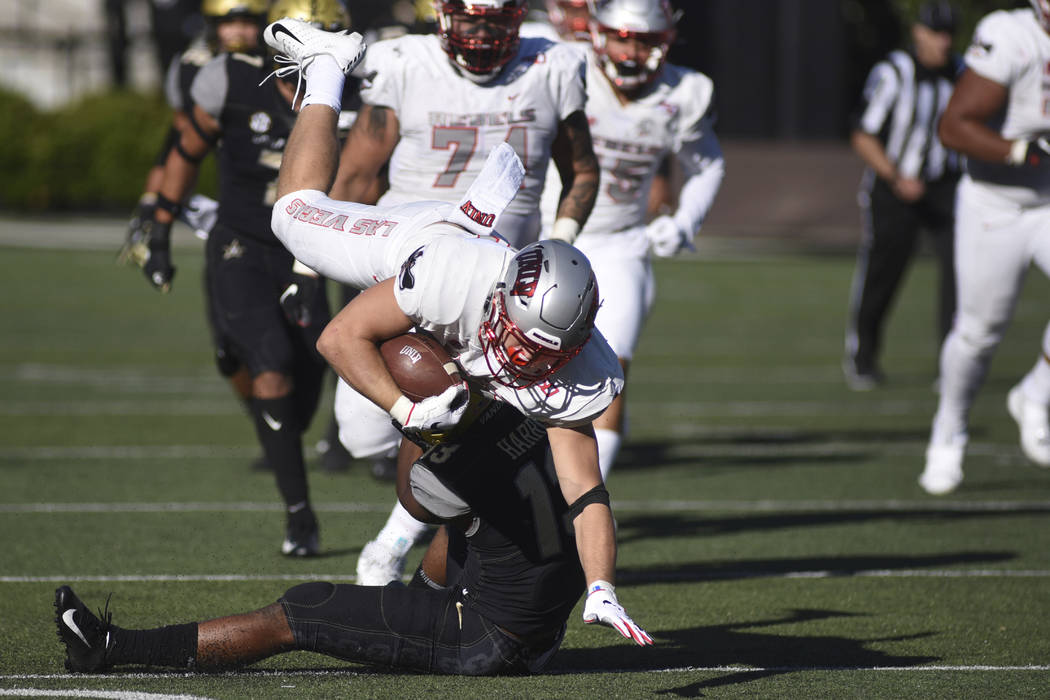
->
[[844, 0, 962, 390]]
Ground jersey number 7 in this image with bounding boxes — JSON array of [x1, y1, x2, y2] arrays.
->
[[432, 126, 528, 188]]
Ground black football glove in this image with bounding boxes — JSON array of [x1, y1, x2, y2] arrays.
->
[[143, 219, 176, 293], [116, 194, 157, 267], [280, 271, 322, 327]]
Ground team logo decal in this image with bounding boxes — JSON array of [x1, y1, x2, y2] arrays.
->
[[399, 247, 424, 290], [510, 248, 543, 298], [249, 111, 272, 134], [223, 238, 245, 260]]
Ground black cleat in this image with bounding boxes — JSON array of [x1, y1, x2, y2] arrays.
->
[[54, 586, 114, 673], [282, 507, 319, 557]]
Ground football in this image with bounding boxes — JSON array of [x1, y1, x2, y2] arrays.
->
[[379, 332, 460, 402]]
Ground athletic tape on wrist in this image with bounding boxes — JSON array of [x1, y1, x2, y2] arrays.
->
[[1007, 139, 1029, 166], [390, 395, 413, 425]]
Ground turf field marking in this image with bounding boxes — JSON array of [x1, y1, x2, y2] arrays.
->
[[2, 499, 1048, 513], [0, 689, 212, 699], [2, 665, 1049, 680]]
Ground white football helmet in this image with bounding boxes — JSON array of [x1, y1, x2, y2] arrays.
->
[[434, 0, 528, 82], [480, 240, 599, 387], [591, 0, 676, 92], [1032, 0, 1050, 33], [547, 0, 592, 41]]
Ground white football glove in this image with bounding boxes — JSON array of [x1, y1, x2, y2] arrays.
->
[[582, 580, 653, 646], [645, 215, 694, 258], [179, 194, 219, 239], [389, 382, 470, 433]]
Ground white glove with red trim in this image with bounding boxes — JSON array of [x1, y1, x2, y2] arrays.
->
[[389, 382, 470, 433], [582, 580, 653, 646]]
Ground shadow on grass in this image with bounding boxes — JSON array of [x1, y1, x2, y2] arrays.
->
[[614, 550, 1016, 584], [613, 507, 1049, 546], [613, 426, 982, 470], [548, 608, 938, 694]]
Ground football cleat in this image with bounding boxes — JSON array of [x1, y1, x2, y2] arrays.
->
[[282, 507, 320, 557], [54, 586, 115, 673], [919, 434, 966, 495], [356, 539, 406, 586], [1007, 385, 1050, 467], [263, 18, 365, 77]]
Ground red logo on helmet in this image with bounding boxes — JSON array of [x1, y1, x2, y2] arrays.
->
[[509, 248, 543, 297]]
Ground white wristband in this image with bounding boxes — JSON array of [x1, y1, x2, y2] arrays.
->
[[291, 259, 319, 277], [1007, 139, 1029, 166], [389, 395, 413, 425], [587, 579, 615, 596], [550, 217, 581, 243]]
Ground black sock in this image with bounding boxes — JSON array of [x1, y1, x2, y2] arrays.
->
[[250, 395, 308, 508], [109, 622, 198, 669]]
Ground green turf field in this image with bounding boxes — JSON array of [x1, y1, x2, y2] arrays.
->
[[2, 241, 1048, 698]]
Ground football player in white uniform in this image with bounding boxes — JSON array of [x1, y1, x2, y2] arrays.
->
[[919, 1, 1050, 494], [542, 0, 724, 479], [329, 0, 599, 251], [262, 17, 649, 643]]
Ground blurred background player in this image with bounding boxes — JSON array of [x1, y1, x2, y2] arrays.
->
[[919, 0, 1050, 494], [120, 0, 264, 471], [330, 0, 599, 253], [539, 0, 724, 481], [843, 0, 962, 391], [130, 0, 356, 556]]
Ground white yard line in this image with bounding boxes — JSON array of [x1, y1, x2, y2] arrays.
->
[[0, 690, 211, 699], [2, 665, 1048, 680]]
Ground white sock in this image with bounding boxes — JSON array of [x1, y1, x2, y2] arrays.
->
[[595, 428, 622, 482], [301, 54, 345, 111], [375, 501, 429, 557], [1020, 323, 1050, 404], [931, 327, 992, 444]]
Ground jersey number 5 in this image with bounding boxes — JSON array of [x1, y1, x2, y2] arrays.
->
[[432, 126, 528, 188]]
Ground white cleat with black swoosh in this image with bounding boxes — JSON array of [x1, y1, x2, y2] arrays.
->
[[54, 585, 114, 672], [263, 17, 366, 76]]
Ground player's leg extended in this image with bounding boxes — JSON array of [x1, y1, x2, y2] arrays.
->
[[845, 181, 920, 384], [922, 180, 1029, 493], [1007, 202, 1050, 466]]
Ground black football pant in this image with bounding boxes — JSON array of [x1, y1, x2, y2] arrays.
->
[[280, 581, 538, 676], [847, 176, 957, 374]]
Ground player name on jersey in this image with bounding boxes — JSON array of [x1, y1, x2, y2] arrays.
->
[[428, 109, 538, 127]]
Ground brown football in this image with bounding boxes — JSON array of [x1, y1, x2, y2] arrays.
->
[[379, 332, 459, 402]]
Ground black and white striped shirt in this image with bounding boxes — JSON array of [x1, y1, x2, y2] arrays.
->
[[854, 49, 963, 186]]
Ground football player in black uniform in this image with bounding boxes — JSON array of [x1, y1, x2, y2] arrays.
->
[[120, 0, 270, 470], [55, 394, 651, 675], [128, 0, 357, 557]]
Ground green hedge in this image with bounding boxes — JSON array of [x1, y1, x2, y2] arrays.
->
[[0, 88, 217, 213]]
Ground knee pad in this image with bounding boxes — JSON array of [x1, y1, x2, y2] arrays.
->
[[281, 581, 335, 608]]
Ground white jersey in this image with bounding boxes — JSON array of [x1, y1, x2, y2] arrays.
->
[[272, 189, 622, 427], [963, 9, 1050, 204], [540, 52, 719, 246], [360, 34, 588, 247]]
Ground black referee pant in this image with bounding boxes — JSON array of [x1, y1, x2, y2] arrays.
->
[[846, 175, 957, 377]]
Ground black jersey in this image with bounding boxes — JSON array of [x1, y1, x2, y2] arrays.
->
[[415, 400, 586, 639], [190, 52, 361, 244], [164, 38, 213, 112]]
